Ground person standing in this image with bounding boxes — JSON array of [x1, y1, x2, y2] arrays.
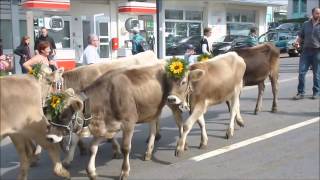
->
[[34, 27, 56, 60], [24, 41, 57, 72], [245, 27, 258, 47], [184, 44, 197, 65], [80, 34, 101, 65], [293, 7, 320, 100], [14, 36, 32, 73], [131, 28, 145, 55], [200, 27, 212, 55]]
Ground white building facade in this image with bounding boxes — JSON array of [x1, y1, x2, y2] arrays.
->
[[0, 0, 286, 73]]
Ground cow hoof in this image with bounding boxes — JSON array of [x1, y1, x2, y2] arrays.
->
[[254, 110, 258, 115], [225, 129, 234, 139], [119, 171, 129, 180], [199, 143, 207, 149], [30, 155, 40, 167], [155, 133, 162, 142], [236, 120, 245, 127], [112, 151, 122, 159], [86, 168, 97, 180], [175, 149, 184, 157], [271, 108, 277, 113], [144, 153, 152, 161]]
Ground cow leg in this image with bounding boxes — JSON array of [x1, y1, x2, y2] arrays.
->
[[120, 123, 135, 180], [10, 134, 31, 180], [269, 74, 279, 113], [175, 103, 205, 157], [155, 120, 162, 141], [226, 90, 241, 139], [62, 133, 80, 168], [86, 137, 104, 180], [197, 114, 208, 149], [111, 138, 122, 159], [24, 139, 39, 167], [45, 143, 70, 179], [254, 82, 265, 115], [144, 120, 157, 161]]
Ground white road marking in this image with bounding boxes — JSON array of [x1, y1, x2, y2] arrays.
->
[[190, 117, 319, 162]]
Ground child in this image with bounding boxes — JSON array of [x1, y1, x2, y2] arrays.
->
[[184, 44, 197, 65]]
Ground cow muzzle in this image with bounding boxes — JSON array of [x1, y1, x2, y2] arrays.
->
[[46, 134, 63, 143], [167, 95, 182, 105]]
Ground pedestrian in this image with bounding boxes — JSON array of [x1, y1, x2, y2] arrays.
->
[[34, 27, 56, 60], [293, 7, 320, 100], [245, 27, 258, 47], [131, 28, 146, 55], [80, 34, 101, 65], [200, 27, 212, 55], [23, 41, 57, 72], [184, 44, 197, 65], [14, 36, 32, 73]]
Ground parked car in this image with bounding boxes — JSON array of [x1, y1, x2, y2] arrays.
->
[[166, 35, 201, 56], [258, 30, 297, 53], [211, 35, 247, 56]]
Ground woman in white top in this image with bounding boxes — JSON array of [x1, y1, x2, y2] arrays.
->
[[200, 27, 212, 55], [23, 41, 57, 72]]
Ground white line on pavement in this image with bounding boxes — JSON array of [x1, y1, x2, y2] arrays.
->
[[190, 117, 319, 162]]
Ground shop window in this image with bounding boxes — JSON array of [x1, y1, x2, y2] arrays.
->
[[227, 12, 232, 22], [165, 10, 183, 20], [19, 20, 27, 40], [0, 19, 13, 49], [227, 23, 255, 36], [186, 11, 202, 21], [48, 21, 70, 48], [233, 13, 240, 22]]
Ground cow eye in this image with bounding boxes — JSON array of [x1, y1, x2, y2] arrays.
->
[[181, 81, 187, 86]]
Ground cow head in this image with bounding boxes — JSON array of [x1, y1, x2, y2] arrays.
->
[[167, 69, 205, 109], [45, 88, 84, 143]]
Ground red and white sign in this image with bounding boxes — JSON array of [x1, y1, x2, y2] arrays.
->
[[22, 0, 70, 11], [118, 2, 156, 14]]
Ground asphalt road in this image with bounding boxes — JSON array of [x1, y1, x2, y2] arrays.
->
[[1, 55, 319, 180]]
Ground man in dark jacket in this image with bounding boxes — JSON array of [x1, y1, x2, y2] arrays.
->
[[34, 27, 56, 59], [293, 7, 320, 100]]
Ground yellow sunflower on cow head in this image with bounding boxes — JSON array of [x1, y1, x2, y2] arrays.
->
[[197, 53, 213, 62], [45, 93, 66, 122], [166, 57, 189, 79]]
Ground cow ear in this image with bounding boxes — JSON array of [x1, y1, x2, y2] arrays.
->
[[71, 97, 83, 112], [64, 88, 75, 96], [189, 69, 205, 82]]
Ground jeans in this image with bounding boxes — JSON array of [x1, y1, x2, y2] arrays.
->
[[297, 49, 320, 96]]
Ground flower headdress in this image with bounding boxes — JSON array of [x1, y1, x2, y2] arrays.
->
[[29, 63, 42, 79], [197, 54, 213, 62], [46, 93, 66, 122], [166, 57, 189, 79]]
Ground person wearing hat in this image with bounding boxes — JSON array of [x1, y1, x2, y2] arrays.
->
[[184, 44, 197, 65], [131, 28, 146, 55]]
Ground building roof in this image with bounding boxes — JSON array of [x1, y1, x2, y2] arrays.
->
[[225, 0, 287, 6]]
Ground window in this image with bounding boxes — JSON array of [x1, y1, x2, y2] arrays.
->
[[293, 0, 299, 13], [165, 10, 183, 20], [165, 9, 203, 56], [0, 19, 13, 49], [186, 11, 202, 20], [226, 10, 255, 23], [19, 20, 27, 40], [300, 0, 306, 14], [226, 10, 256, 36], [48, 21, 70, 48]]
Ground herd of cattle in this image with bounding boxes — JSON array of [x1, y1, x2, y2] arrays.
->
[[0, 43, 280, 180]]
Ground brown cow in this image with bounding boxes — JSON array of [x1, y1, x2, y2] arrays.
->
[[46, 62, 184, 180], [233, 43, 280, 114], [56, 51, 161, 166], [167, 52, 246, 156], [0, 66, 82, 180]]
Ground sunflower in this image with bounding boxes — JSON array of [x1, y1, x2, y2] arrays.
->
[[169, 61, 184, 74], [166, 57, 189, 79], [29, 63, 42, 79], [197, 54, 213, 62], [50, 95, 61, 109]]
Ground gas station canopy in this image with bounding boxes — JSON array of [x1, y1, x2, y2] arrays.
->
[[22, 0, 70, 11], [118, 2, 156, 15]]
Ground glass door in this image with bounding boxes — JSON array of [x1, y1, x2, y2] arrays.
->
[[94, 14, 110, 59]]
